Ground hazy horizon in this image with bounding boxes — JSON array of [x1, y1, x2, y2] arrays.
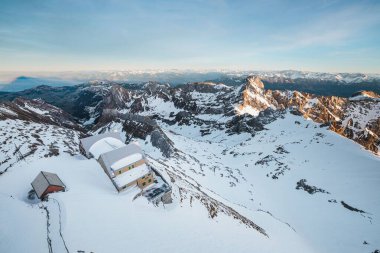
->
[[1, 68, 380, 84]]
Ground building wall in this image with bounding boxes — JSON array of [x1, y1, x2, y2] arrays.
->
[[116, 180, 137, 192], [116, 172, 154, 192], [97, 156, 111, 177], [98, 157, 151, 192], [113, 159, 146, 176], [41, 185, 65, 199], [137, 172, 155, 189]]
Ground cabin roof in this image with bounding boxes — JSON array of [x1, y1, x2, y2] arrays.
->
[[89, 137, 126, 159], [99, 142, 144, 175], [31, 171, 65, 199]]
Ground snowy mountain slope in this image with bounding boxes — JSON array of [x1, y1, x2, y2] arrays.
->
[[99, 109, 380, 253], [0, 119, 317, 253], [0, 119, 80, 176], [0, 98, 83, 131], [1, 75, 380, 253], [163, 115, 380, 251], [81, 75, 380, 157]]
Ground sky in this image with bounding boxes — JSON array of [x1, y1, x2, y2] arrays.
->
[[0, 0, 379, 73]]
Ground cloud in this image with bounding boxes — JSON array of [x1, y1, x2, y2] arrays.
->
[[263, 3, 380, 51]]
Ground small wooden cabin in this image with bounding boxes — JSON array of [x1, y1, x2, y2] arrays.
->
[[31, 171, 66, 199]]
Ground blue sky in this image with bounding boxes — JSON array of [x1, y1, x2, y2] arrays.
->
[[0, 0, 379, 73]]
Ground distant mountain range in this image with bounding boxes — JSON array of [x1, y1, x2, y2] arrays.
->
[[1, 70, 380, 94], [0, 76, 77, 92]]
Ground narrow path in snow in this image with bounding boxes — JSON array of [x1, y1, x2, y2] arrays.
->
[[41, 206, 53, 253], [50, 198, 70, 253], [41, 199, 70, 253]]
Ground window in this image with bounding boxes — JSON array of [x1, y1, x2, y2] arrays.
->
[[118, 171, 121, 175], [148, 179, 152, 183], [132, 164, 135, 168], [142, 182, 146, 186]]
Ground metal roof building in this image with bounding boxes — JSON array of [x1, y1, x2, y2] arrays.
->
[[31, 171, 66, 199], [98, 142, 144, 176], [79, 132, 124, 158], [97, 142, 153, 191]]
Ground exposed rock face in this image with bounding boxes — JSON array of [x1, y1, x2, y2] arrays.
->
[[144, 82, 171, 98], [0, 98, 83, 131], [335, 101, 380, 154], [103, 85, 131, 110], [235, 76, 273, 116], [246, 76, 265, 91], [234, 76, 380, 154], [96, 110, 175, 157], [150, 129, 174, 158], [1, 76, 379, 156], [122, 113, 175, 157], [93, 109, 175, 157], [226, 108, 284, 135], [174, 111, 193, 126]]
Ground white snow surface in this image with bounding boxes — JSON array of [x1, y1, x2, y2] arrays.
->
[[1, 113, 380, 253], [0, 106, 18, 116], [24, 103, 49, 115], [140, 96, 181, 117], [235, 104, 260, 116]]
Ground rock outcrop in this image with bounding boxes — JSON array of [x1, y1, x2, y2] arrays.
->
[[234, 76, 380, 154], [122, 113, 175, 157], [235, 76, 274, 116]]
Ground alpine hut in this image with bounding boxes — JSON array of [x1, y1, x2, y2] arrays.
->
[[98, 142, 155, 191], [31, 171, 66, 199]]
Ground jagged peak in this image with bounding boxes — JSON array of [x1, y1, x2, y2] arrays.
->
[[235, 76, 273, 117], [246, 76, 265, 90]]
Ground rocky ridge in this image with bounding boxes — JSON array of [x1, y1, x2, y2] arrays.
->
[[0, 76, 379, 155]]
